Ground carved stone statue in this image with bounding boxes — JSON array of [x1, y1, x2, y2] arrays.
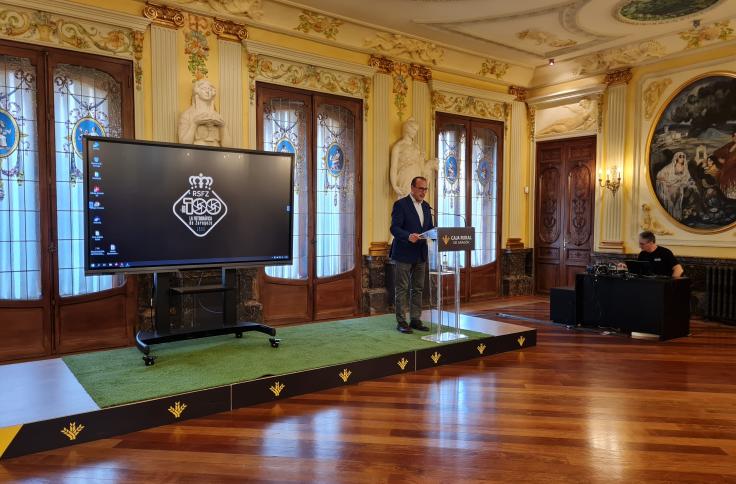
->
[[390, 117, 438, 198], [178, 79, 232, 147]]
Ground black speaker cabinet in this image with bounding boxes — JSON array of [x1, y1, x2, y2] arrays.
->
[[550, 286, 577, 325]]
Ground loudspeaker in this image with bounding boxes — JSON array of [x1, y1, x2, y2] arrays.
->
[[550, 286, 577, 325]]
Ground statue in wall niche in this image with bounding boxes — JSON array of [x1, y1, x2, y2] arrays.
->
[[537, 98, 596, 137], [390, 117, 438, 198], [178, 79, 232, 147]]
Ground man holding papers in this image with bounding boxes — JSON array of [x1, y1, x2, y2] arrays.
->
[[390, 176, 435, 334]]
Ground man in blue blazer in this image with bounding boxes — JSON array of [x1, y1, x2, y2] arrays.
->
[[390, 176, 434, 333]]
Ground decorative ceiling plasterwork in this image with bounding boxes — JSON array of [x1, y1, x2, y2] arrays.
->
[[642, 78, 672, 120], [431, 91, 507, 122], [679, 20, 734, 49], [575, 40, 666, 76], [169, 0, 264, 19], [517, 29, 577, 48], [615, 0, 721, 24], [535, 97, 598, 138], [478, 59, 510, 80], [294, 10, 342, 39], [247, 52, 371, 118], [364, 32, 445, 65], [0, 3, 146, 90]]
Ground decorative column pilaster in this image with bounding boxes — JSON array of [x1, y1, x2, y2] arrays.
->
[[368, 56, 393, 256], [507, 86, 528, 249], [145, 4, 184, 142], [410, 64, 432, 157], [215, 19, 248, 148], [600, 68, 631, 253]]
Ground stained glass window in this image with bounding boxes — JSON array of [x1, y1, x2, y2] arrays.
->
[[54, 64, 123, 296], [263, 98, 309, 280], [471, 127, 498, 266], [0, 55, 41, 300], [437, 123, 467, 268], [316, 103, 355, 278]]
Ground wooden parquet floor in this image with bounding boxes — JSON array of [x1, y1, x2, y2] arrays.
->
[[2, 296, 736, 483]]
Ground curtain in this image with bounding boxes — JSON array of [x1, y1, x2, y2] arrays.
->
[[0, 55, 41, 300], [54, 64, 123, 297]]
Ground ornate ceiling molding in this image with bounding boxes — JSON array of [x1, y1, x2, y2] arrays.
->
[[246, 40, 376, 77], [575, 40, 666, 76], [431, 79, 514, 103], [368, 55, 394, 74], [144, 3, 185, 28], [508, 86, 528, 102], [168, 0, 263, 20], [295, 10, 343, 40], [431, 91, 507, 121], [364, 32, 444, 65], [605, 68, 632, 86], [212, 17, 248, 41], [2, 0, 151, 31], [478, 59, 510, 80]]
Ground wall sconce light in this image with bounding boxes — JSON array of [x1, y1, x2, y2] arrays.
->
[[598, 167, 621, 195]]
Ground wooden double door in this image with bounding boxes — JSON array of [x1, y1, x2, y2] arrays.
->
[[256, 84, 362, 324], [534, 136, 596, 293]]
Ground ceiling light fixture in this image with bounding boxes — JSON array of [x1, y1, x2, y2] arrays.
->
[[692, 19, 701, 29], [548, 58, 555, 66]]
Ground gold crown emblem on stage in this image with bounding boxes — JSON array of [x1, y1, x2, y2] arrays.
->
[[61, 422, 85, 441], [431, 351, 442, 364], [397, 357, 409, 370], [517, 335, 526, 347], [188, 173, 213, 189], [477, 343, 486, 355], [168, 401, 187, 418], [270, 381, 286, 397], [339, 368, 352, 383], [442, 235, 450, 245]]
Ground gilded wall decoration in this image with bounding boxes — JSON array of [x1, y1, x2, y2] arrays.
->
[[647, 74, 736, 231], [528, 106, 536, 142], [185, 14, 211, 81], [431, 91, 506, 121], [536, 98, 597, 137], [392, 62, 409, 119], [295, 10, 342, 40], [576, 40, 666, 75], [172, 0, 263, 20], [143, 3, 185, 27], [605, 68, 633, 86], [0, 7, 145, 90], [478, 59, 509, 80], [409, 64, 431, 82], [248, 54, 371, 118], [643, 78, 672, 120], [508, 86, 527, 102], [212, 18, 247, 41], [679, 21, 734, 49], [364, 32, 444, 65], [640, 203, 673, 235], [516, 29, 576, 48]]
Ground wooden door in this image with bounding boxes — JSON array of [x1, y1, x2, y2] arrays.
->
[[435, 113, 503, 302], [534, 136, 595, 293], [0, 41, 136, 363], [257, 84, 362, 324]]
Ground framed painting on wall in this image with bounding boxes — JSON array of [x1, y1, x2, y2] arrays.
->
[[647, 73, 736, 232]]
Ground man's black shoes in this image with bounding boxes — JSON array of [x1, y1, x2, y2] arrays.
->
[[396, 322, 413, 334], [410, 320, 430, 331]]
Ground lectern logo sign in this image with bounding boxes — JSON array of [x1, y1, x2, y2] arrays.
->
[[61, 422, 85, 441], [168, 401, 187, 418], [173, 173, 228, 237]]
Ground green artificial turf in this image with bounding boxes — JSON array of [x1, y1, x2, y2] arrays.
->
[[63, 314, 489, 408]]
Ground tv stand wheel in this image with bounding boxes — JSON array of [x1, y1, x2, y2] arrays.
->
[[269, 337, 280, 348], [143, 355, 157, 366], [235, 332, 243, 338]]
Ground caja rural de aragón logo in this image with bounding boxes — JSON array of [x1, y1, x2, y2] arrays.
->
[[173, 173, 228, 237]]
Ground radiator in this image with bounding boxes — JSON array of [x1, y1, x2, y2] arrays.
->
[[706, 266, 736, 323]]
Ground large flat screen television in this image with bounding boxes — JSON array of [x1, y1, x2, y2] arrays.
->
[[84, 137, 294, 274]]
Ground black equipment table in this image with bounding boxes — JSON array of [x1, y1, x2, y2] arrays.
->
[[575, 273, 691, 341]]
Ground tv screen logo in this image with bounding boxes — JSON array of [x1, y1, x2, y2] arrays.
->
[[172, 173, 228, 237]]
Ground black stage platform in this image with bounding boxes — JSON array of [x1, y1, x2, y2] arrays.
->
[[0, 312, 535, 460]]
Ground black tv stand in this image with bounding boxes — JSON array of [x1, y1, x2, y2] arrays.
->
[[135, 269, 279, 365]]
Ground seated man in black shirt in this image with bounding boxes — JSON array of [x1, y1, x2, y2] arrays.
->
[[637, 231, 684, 277]]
